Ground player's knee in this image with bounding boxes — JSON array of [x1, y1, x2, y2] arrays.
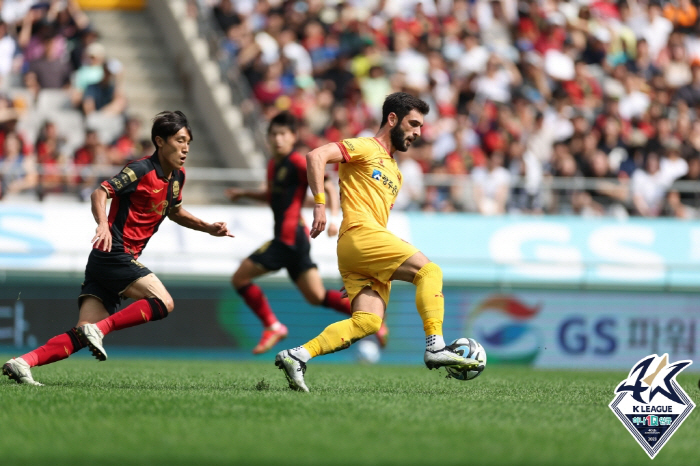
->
[[413, 262, 442, 285], [353, 311, 383, 337], [307, 292, 325, 306], [232, 270, 250, 289]]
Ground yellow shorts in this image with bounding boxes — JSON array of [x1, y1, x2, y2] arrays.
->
[[337, 224, 419, 307]]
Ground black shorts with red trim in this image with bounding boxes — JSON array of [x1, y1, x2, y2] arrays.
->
[[79, 249, 152, 315], [249, 231, 316, 282]]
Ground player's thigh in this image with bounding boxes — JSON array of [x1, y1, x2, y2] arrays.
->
[[122, 273, 173, 311], [77, 296, 110, 327], [232, 258, 269, 288], [340, 271, 392, 310], [351, 287, 386, 319], [294, 267, 326, 305], [337, 226, 418, 283], [390, 251, 431, 283]]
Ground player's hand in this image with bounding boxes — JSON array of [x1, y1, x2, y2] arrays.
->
[[327, 222, 338, 237], [225, 188, 245, 202], [339, 286, 348, 299], [208, 222, 235, 237], [92, 221, 112, 252], [310, 203, 326, 238]]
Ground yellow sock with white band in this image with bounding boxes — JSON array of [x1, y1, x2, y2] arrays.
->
[[413, 262, 446, 350]]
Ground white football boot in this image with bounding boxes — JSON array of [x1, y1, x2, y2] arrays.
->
[[2, 357, 43, 386], [424, 347, 479, 371], [275, 349, 309, 392], [76, 323, 108, 361]]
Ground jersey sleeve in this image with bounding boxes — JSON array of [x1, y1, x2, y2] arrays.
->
[[100, 161, 147, 198], [173, 168, 185, 208], [335, 138, 376, 164], [289, 153, 308, 185]]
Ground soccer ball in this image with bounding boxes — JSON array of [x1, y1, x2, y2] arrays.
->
[[356, 339, 381, 364], [444, 338, 487, 380]]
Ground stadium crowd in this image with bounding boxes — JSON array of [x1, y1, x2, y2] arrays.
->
[[0, 0, 150, 201], [205, 0, 700, 218]]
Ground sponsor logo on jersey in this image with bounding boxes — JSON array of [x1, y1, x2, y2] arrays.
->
[[372, 169, 382, 180]]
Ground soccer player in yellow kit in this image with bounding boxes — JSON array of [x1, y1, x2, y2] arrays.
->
[[275, 92, 477, 391]]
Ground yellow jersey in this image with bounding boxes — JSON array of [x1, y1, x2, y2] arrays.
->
[[335, 137, 402, 235]]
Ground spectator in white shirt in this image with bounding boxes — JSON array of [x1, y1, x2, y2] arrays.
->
[[472, 54, 521, 104], [0, 21, 15, 89], [471, 151, 511, 215], [660, 138, 688, 185], [394, 144, 425, 211], [642, 1, 673, 61], [456, 30, 489, 78], [632, 153, 668, 217]]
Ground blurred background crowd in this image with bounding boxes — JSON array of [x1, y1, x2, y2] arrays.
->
[[0, 0, 150, 201], [4, 0, 700, 219], [202, 0, 700, 218]]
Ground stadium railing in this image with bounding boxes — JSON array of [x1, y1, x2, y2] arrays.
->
[[3, 164, 698, 202]]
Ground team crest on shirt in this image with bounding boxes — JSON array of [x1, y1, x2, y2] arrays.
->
[[277, 167, 288, 181], [372, 169, 382, 180], [172, 181, 180, 198], [148, 200, 169, 215]]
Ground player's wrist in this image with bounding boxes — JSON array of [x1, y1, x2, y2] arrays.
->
[[313, 192, 326, 204]]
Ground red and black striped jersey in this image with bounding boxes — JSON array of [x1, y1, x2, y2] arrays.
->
[[100, 153, 185, 258], [267, 151, 308, 246]]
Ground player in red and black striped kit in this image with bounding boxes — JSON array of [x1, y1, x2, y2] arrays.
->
[[226, 112, 388, 354], [3, 111, 234, 385]]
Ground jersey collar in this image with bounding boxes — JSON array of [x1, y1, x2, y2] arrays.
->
[[150, 151, 168, 180], [373, 137, 393, 158]]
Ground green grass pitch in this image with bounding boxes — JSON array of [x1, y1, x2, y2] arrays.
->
[[1, 356, 698, 466]]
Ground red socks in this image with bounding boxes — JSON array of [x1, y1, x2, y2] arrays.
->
[[237, 284, 277, 327], [21, 328, 85, 367], [96, 298, 162, 336], [19, 298, 169, 369], [323, 290, 352, 315], [236, 285, 351, 327]]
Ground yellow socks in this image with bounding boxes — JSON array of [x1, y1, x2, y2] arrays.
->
[[413, 262, 445, 337], [303, 311, 382, 358], [300, 263, 445, 359]]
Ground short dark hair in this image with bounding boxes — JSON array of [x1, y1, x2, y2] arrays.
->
[[380, 92, 430, 128], [268, 111, 297, 134], [151, 110, 192, 147]]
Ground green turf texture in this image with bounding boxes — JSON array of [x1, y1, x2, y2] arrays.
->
[[1, 357, 698, 466]]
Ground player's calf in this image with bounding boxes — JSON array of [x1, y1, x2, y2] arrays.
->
[[79, 297, 170, 361]]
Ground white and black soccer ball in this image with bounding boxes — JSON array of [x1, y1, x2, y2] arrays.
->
[[444, 337, 487, 380]]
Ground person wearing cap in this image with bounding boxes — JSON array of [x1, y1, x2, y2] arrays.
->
[[73, 41, 106, 93], [82, 62, 126, 117]]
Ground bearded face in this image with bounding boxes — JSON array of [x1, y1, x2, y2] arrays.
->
[[390, 119, 415, 152]]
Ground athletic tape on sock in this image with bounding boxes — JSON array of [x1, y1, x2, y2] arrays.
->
[[146, 297, 169, 321]]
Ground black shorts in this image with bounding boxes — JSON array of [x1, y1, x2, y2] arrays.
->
[[249, 234, 316, 282], [79, 249, 153, 315]]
